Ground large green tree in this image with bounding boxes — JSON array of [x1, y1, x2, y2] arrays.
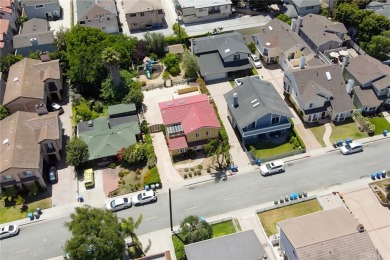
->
[[66, 137, 89, 167], [335, 3, 359, 27], [366, 33, 390, 61], [102, 47, 121, 87], [357, 13, 390, 46], [182, 49, 199, 78], [204, 137, 230, 170], [0, 53, 23, 76], [180, 215, 213, 244], [120, 214, 144, 257], [143, 32, 165, 56]]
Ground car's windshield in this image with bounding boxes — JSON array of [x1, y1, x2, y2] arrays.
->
[[8, 226, 14, 231], [345, 144, 352, 150], [266, 163, 271, 170], [137, 194, 143, 200], [110, 201, 116, 207]]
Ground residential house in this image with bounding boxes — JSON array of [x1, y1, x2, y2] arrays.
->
[[0, 18, 14, 57], [278, 207, 380, 259], [20, 0, 61, 20], [185, 230, 266, 260], [283, 0, 320, 17], [291, 14, 350, 54], [175, 0, 232, 24], [247, 19, 322, 71], [0, 0, 20, 32], [123, 0, 165, 31], [13, 18, 55, 56], [3, 58, 62, 113], [159, 94, 221, 156], [284, 64, 354, 122], [1, 111, 62, 190], [191, 32, 252, 82], [366, 1, 390, 19], [77, 104, 141, 164], [224, 76, 293, 143], [76, 0, 119, 33], [342, 55, 390, 112]]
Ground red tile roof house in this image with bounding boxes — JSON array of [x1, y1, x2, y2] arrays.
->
[[159, 94, 221, 156], [0, 18, 14, 57], [0, 0, 20, 32]]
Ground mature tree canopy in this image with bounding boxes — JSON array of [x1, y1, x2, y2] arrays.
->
[[0, 105, 10, 120], [335, 3, 359, 27], [143, 32, 166, 56], [120, 143, 147, 167], [132, 40, 149, 65], [356, 13, 390, 45], [366, 33, 390, 61], [102, 47, 121, 87], [163, 53, 181, 76], [66, 137, 89, 167], [182, 50, 199, 78], [204, 137, 230, 169], [180, 215, 213, 244], [172, 23, 188, 41]]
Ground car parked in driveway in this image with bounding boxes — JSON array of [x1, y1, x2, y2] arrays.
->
[[250, 54, 262, 68], [0, 225, 19, 239], [48, 166, 58, 183], [340, 142, 363, 155], [106, 198, 132, 211], [260, 160, 285, 176], [132, 190, 157, 206]]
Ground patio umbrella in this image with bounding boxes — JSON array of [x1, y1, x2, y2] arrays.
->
[[329, 52, 340, 58], [339, 50, 349, 56]]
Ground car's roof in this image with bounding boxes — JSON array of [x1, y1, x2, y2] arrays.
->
[[349, 142, 362, 147], [143, 190, 155, 196], [270, 160, 284, 166], [114, 198, 128, 205], [1, 225, 14, 232]]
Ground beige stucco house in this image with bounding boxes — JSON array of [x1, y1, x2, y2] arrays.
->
[[123, 0, 164, 31], [176, 0, 232, 24]]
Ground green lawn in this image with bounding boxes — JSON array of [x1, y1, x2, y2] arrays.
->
[[0, 198, 52, 224], [258, 199, 322, 236], [229, 80, 235, 87], [212, 221, 236, 238], [369, 117, 390, 135], [330, 121, 366, 143], [252, 68, 259, 75], [309, 125, 326, 147], [247, 141, 297, 159]]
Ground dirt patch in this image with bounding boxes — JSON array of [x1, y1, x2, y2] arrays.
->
[[102, 167, 120, 197], [175, 156, 228, 180]]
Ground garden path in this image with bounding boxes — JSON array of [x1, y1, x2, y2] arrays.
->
[[322, 123, 333, 147]]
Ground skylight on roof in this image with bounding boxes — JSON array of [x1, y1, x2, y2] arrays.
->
[[251, 99, 258, 104], [268, 26, 273, 31], [266, 42, 271, 46], [253, 102, 260, 108], [326, 71, 332, 81], [225, 49, 231, 53]]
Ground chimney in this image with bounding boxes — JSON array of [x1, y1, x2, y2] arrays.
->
[[346, 78, 354, 94], [233, 93, 238, 107], [291, 18, 297, 32], [299, 56, 306, 69], [341, 56, 349, 72], [107, 119, 111, 129], [297, 16, 303, 28]]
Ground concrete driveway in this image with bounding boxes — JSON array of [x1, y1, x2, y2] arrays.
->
[[342, 187, 390, 259], [78, 169, 106, 208], [142, 87, 175, 125], [206, 81, 251, 168], [49, 0, 72, 33]]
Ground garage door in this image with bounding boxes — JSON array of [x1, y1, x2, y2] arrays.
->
[[105, 26, 118, 34], [205, 72, 226, 82]]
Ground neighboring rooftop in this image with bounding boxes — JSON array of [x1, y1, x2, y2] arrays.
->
[[0, 19, 10, 48], [354, 87, 383, 107], [13, 18, 54, 49], [122, 0, 163, 14], [0, 0, 14, 14], [76, 0, 117, 21], [177, 0, 232, 9], [108, 103, 136, 117], [278, 207, 378, 260], [345, 55, 390, 86], [291, 0, 320, 8], [168, 44, 184, 55]]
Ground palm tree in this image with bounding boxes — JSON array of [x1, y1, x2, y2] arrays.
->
[[101, 47, 121, 87], [204, 137, 230, 170], [121, 214, 143, 256]]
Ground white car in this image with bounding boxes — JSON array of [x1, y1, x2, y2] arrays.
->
[[0, 225, 19, 239], [250, 54, 262, 68], [340, 142, 363, 155], [260, 160, 285, 176], [132, 190, 157, 206], [106, 198, 132, 211], [51, 103, 64, 114]]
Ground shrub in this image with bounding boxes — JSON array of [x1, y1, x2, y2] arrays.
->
[[184, 168, 189, 172], [189, 172, 193, 177], [141, 81, 147, 87], [207, 167, 211, 173], [92, 101, 104, 113], [197, 165, 203, 170], [109, 162, 116, 169], [184, 174, 188, 179], [162, 70, 171, 80], [169, 65, 181, 76], [190, 167, 195, 171], [196, 78, 208, 95], [143, 166, 161, 186], [118, 170, 127, 178], [197, 170, 201, 175]]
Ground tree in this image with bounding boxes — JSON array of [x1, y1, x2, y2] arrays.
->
[[247, 42, 257, 54], [102, 47, 121, 87], [0, 105, 10, 120], [64, 206, 126, 260], [276, 14, 291, 25], [204, 137, 230, 169], [121, 70, 144, 106], [132, 40, 149, 65], [162, 53, 181, 76], [182, 50, 199, 78], [335, 3, 359, 27], [0, 53, 23, 76], [120, 214, 143, 257], [120, 143, 147, 166], [143, 32, 166, 56], [180, 215, 212, 244], [366, 34, 390, 61], [66, 137, 89, 167], [357, 13, 390, 46], [172, 23, 188, 42]]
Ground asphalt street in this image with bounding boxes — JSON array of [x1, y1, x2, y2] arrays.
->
[[1, 139, 389, 259]]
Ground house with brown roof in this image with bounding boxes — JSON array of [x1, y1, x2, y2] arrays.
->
[[0, 0, 20, 32], [13, 18, 55, 57], [284, 64, 354, 122], [278, 207, 381, 260], [291, 14, 350, 54], [284, 0, 320, 17], [342, 55, 390, 112], [76, 0, 119, 33], [123, 0, 165, 31], [246, 19, 322, 71], [20, 0, 61, 20], [0, 111, 62, 190], [0, 18, 14, 57], [3, 58, 62, 114], [159, 94, 221, 156]]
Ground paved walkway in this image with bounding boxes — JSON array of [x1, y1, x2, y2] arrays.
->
[[323, 123, 333, 147], [383, 111, 390, 124]]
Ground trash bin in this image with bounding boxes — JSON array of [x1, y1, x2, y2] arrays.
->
[[34, 211, 40, 219], [382, 170, 387, 178], [257, 159, 262, 166], [36, 207, 42, 215], [383, 130, 388, 136], [371, 173, 376, 180], [145, 185, 150, 191], [28, 212, 34, 220], [376, 172, 382, 179]]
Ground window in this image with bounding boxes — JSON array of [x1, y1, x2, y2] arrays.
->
[[133, 23, 138, 26], [178, 148, 186, 153], [233, 54, 240, 61], [22, 171, 33, 177], [2, 175, 13, 181], [107, 17, 111, 20], [248, 122, 255, 129], [196, 133, 200, 138], [130, 13, 136, 17], [140, 12, 145, 17], [206, 131, 210, 136], [158, 10, 164, 14], [309, 103, 313, 108], [271, 116, 280, 125], [99, 18, 103, 23], [35, 4, 44, 8], [306, 6, 314, 10], [198, 8, 204, 12]]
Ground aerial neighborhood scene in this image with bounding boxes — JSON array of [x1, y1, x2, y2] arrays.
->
[[2, 0, 390, 259]]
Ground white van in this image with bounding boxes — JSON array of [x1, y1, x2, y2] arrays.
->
[[260, 160, 285, 176], [340, 142, 363, 155]]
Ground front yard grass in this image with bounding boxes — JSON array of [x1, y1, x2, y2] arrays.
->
[[258, 199, 322, 236], [212, 221, 236, 238], [248, 141, 297, 159], [309, 124, 326, 147], [0, 198, 52, 224], [369, 117, 390, 135], [330, 121, 366, 143]]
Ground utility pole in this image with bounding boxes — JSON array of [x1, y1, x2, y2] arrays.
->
[[169, 188, 173, 232]]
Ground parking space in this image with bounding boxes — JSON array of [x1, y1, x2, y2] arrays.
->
[[342, 187, 390, 259], [78, 169, 106, 208], [49, 0, 72, 33]]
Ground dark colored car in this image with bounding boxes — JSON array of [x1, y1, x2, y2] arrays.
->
[[48, 166, 58, 183]]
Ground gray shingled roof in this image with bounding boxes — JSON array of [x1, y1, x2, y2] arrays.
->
[[224, 76, 293, 129], [345, 55, 390, 85], [76, 0, 117, 21], [184, 230, 266, 260], [354, 87, 383, 107], [13, 19, 54, 48], [193, 32, 250, 56], [292, 0, 320, 8]]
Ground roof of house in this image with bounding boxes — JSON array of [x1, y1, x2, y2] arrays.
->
[[13, 18, 54, 48], [278, 207, 377, 260], [159, 94, 220, 134], [372, 75, 390, 91], [4, 58, 61, 105], [0, 19, 10, 48], [0, 0, 15, 13], [21, 0, 59, 6], [178, 0, 232, 9], [192, 32, 251, 76], [0, 111, 60, 173], [224, 76, 293, 129], [299, 14, 349, 47], [354, 87, 383, 107], [375, 6, 390, 19], [345, 55, 390, 86], [168, 44, 185, 54], [77, 111, 140, 160], [291, 0, 320, 8], [281, 4, 298, 18], [123, 0, 163, 14], [167, 136, 188, 150], [76, 0, 117, 21], [184, 230, 266, 260], [288, 64, 354, 113], [108, 103, 136, 116]]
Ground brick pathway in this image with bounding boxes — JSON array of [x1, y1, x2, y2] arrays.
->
[[102, 168, 120, 198]]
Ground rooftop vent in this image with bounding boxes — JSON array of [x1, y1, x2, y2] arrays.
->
[[253, 102, 260, 108], [225, 49, 230, 53], [250, 99, 258, 104], [88, 120, 93, 127], [357, 224, 365, 232], [179, 99, 185, 104], [13, 77, 19, 83], [326, 71, 332, 81], [268, 26, 273, 31], [3, 138, 9, 145], [266, 42, 271, 46], [167, 102, 174, 106]]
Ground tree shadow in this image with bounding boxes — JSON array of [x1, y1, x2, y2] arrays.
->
[[211, 169, 228, 183]]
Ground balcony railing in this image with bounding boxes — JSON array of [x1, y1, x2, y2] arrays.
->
[[241, 123, 291, 138]]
